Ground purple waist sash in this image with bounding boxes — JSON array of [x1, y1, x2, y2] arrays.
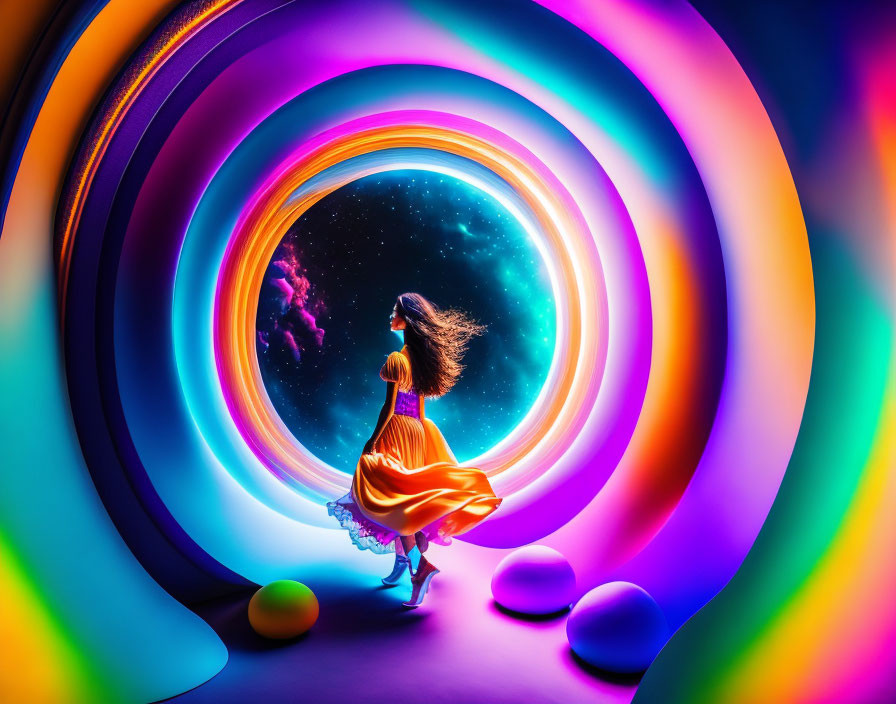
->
[[394, 390, 420, 419]]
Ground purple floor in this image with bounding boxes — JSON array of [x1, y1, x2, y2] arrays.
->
[[169, 542, 638, 703]]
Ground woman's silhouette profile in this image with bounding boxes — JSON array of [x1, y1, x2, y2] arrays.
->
[[328, 292, 502, 607]]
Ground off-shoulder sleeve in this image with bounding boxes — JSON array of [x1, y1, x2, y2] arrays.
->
[[379, 351, 410, 387]]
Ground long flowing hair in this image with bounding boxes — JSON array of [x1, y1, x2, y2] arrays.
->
[[395, 292, 486, 398]]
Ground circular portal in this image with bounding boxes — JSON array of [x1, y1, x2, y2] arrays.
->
[[255, 169, 556, 471]]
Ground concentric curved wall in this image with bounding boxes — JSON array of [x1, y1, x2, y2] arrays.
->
[[1, 1, 892, 703]]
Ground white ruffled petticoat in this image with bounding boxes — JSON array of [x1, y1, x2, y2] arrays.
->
[[327, 492, 398, 554], [327, 489, 454, 554]]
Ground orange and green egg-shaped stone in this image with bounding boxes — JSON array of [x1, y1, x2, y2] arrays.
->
[[248, 580, 319, 639]]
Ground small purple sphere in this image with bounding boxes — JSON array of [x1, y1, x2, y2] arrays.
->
[[491, 545, 576, 615], [567, 581, 669, 673]]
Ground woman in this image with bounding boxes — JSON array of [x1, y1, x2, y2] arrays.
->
[[327, 292, 502, 608]]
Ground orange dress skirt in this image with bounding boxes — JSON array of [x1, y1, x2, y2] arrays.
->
[[327, 347, 502, 554]]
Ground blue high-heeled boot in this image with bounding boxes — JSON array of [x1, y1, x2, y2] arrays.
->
[[382, 553, 412, 586], [402, 560, 439, 608]]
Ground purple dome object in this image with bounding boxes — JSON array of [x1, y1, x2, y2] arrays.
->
[[491, 545, 576, 615], [566, 581, 670, 673]]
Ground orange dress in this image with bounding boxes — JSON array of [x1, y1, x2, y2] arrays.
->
[[327, 345, 502, 553]]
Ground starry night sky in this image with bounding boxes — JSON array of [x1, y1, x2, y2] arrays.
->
[[256, 169, 555, 472]]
